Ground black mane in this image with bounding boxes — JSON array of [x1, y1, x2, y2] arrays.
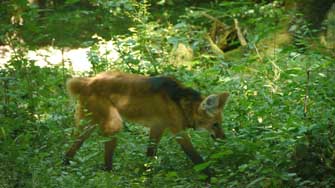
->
[[148, 76, 201, 103]]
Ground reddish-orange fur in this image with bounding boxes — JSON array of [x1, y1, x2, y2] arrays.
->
[[64, 71, 229, 176]]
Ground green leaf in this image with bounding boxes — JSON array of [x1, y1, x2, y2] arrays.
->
[[246, 177, 266, 188], [210, 150, 233, 159], [193, 161, 211, 172], [66, 0, 80, 4], [238, 164, 248, 172], [166, 171, 178, 178]]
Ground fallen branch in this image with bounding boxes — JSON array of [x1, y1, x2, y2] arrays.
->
[[253, 43, 263, 63], [202, 13, 229, 30], [205, 34, 224, 55], [233, 18, 247, 46]]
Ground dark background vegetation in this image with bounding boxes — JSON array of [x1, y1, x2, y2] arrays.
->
[[0, 0, 334, 187]]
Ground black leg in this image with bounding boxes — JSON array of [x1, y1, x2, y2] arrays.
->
[[64, 125, 97, 165], [147, 127, 165, 157], [104, 137, 117, 171], [175, 132, 212, 178]]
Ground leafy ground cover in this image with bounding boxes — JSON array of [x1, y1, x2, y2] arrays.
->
[[1, 1, 334, 187]]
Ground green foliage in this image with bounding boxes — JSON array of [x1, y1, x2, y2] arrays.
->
[[0, 46, 72, 187], [1, 0, 334, 187]]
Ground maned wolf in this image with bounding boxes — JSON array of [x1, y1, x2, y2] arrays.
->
[[64, 71, 229, 176]]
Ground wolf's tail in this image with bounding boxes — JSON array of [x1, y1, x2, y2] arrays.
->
[[66, 77, 91, 97]]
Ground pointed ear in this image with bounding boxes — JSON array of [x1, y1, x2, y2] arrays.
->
[[218, 92, 229, 108], [199, 94, 220, 117]]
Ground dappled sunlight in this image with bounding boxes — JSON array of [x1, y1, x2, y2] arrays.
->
[[0, 40, 119, 72], [0, 46, 11, 67]]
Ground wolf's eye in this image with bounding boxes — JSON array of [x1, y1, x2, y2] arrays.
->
[[213, 123, 220, 128]]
